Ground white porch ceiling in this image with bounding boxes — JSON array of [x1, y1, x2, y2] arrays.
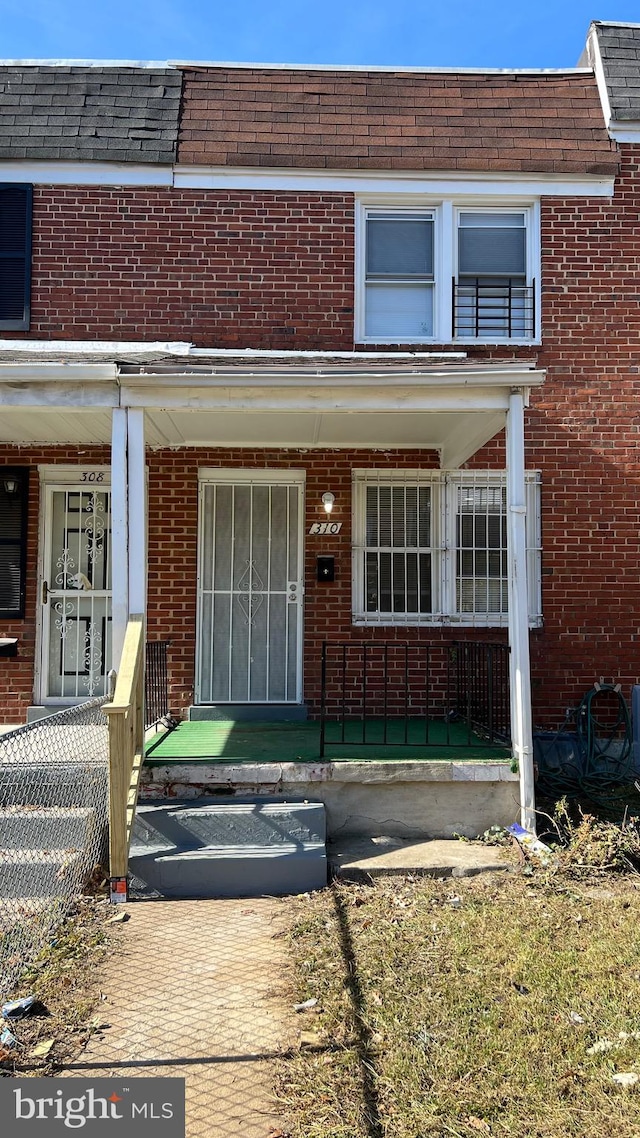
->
[[0, 407, 507, 466]]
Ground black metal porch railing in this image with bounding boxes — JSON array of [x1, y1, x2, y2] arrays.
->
[[319, 640, 510, 758], [452, 278, 535, 340], [145, 640, 171, 729]]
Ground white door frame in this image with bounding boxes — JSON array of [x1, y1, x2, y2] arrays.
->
[[35, 465, 111, 705], [195, 468, 306, 704]]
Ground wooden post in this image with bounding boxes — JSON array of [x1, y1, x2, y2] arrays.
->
[[106, 707, 129, 897], [105, 613, 144, 903]]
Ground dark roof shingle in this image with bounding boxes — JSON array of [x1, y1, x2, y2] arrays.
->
[[0, 66, 182, 163], [588, 23, 640, 121]]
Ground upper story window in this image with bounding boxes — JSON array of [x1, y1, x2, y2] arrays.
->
[[357, 200, 538, 345], [365, 211, 435, 340], [454, 211, 534, 340], [0, 184, 33, 332]]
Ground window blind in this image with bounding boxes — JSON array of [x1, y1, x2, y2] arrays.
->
[[458, 213, 526, 277]]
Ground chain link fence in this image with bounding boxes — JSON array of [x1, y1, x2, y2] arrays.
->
[[0, 699, 110, 998]]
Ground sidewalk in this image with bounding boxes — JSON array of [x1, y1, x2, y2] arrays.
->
[[62, 897, 292, 1138]]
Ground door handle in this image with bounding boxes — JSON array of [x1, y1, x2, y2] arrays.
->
[[42, 580, 49, 605]]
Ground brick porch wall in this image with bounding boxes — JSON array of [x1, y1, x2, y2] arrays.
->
[[0, 429, 637, 730]]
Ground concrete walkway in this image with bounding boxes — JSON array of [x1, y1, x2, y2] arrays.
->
[[62, 898, 292, 1138], [329, 836, 512, 880]]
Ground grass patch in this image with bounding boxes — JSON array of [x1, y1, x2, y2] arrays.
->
[[1, 898, 115, 1076], [280, 872, 640, 1138]]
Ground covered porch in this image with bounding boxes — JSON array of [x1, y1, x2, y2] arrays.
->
[[0, 344, 544, 831]]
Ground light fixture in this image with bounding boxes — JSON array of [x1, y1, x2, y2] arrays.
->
[[3, 477, 19, 496], [321, 491, 335, 514]]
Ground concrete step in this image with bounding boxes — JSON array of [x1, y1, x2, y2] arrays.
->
[[0, 849, 84, 898], [27, 705, 79, 723], [0, 764, 108, 809], [0, 806, 96, 850], [130, 843, 327, 899], [188, 704, 308, 722], [328, 836, 512, 882], [132, 799, 326, 852], [130, 797, 328, 899]]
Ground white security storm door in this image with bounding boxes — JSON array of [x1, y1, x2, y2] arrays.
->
[[41, 483, 112, 701], [197, 474, 304, 703]]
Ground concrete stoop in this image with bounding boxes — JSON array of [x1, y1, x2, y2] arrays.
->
[[0, 806, 96, 850], [129, 798, 328, 899], [0, 848, 84, 898], [0, 767, 105, 902], [329, 835, 512, 881]]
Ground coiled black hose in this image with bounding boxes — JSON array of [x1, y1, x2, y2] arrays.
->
[[536, 683, 634, 811]]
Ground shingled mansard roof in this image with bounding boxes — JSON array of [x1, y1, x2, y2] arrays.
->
[[178, 67, 617, 175], [583, 21, 640, 125], [0, 66, 182, 162], [0, 58, 618, 175]]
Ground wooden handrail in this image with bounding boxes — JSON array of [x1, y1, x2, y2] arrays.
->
[[104, 614, 145, 902]]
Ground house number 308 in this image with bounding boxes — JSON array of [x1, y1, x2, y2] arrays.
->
[[80, 472, 105, 482]]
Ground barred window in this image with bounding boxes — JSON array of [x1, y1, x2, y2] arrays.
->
[[353, 470, 541, 627], [364, 483, 432, 614], [456, 483, 508, 615]]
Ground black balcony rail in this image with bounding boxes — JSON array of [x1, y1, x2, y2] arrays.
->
[[452, 277, 535, 340], [319, 640, 510, 758], [145, 639, 171, 730]]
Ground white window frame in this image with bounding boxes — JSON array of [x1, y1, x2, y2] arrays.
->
[[355, 196, 541, 346], [352, 469, 542, 628]]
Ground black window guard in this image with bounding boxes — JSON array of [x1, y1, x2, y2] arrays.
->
[[453, 277, 535, 340]]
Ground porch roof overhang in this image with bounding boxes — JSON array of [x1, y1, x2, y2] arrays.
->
[[0, 355, 545, 467]]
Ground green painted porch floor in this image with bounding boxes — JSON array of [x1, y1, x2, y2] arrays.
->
[[144, 719, 510, 764]]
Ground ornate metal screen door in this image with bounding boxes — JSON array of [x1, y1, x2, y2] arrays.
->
[[197, 478, 303, 703], [41, 485, 112, 701]]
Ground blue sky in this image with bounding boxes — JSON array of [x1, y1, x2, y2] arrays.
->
[[0, 1, 639, 68]]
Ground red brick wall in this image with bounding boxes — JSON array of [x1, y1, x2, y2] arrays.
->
[[5, 187, 354, 350]]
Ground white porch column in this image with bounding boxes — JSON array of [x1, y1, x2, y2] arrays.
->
[[110, 408, 129, 667], [505, 389, 536, 833], [126, 408, 147, 617]]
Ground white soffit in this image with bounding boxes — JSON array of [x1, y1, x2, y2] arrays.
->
[[143, 408, 502, 449], [0, 409, 114, 444], [0, 405, 506, 464], [0, 161, 615, 197]]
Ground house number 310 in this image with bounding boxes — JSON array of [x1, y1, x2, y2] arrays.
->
[[309, 522, 342, 535]]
